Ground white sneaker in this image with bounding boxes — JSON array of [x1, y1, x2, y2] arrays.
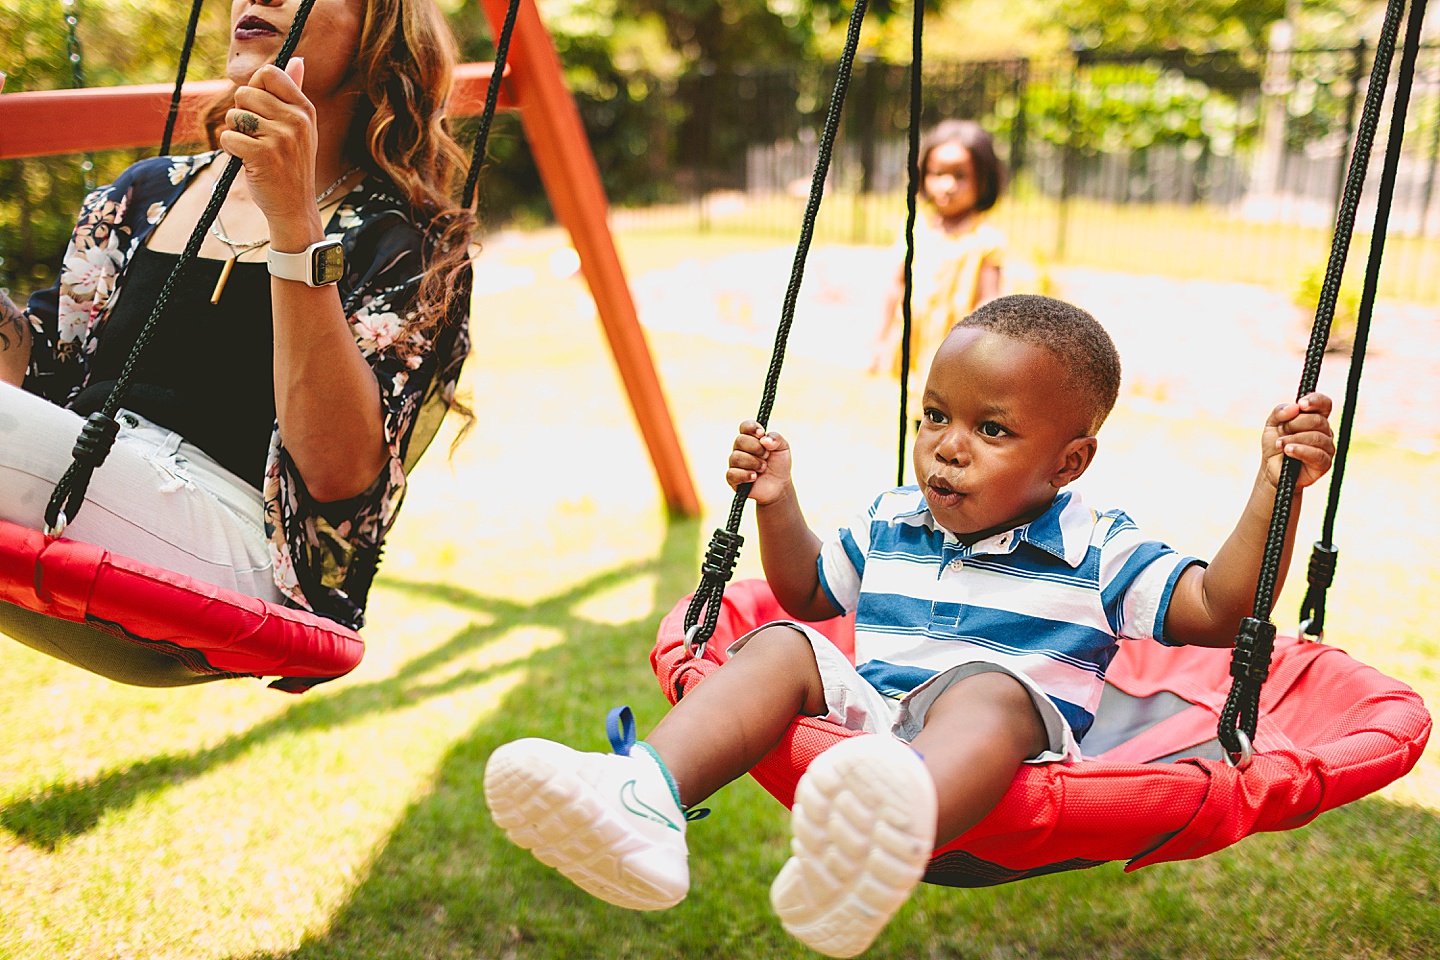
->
[[770, 734, 937, 958], [484, 721, 690, 910]]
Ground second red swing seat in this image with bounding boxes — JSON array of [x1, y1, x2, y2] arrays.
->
[[651, 579, 1431, 887], [0, 517, 364, 691]]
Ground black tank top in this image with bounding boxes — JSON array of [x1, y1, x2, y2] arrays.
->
[[69, 246, 276, 489]]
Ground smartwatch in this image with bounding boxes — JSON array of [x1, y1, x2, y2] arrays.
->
[[267, 239, 346, 287]]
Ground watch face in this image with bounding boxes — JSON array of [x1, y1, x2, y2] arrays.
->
[[311, 242, 346, 285]]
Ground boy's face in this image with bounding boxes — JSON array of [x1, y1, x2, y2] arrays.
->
[[912, 328, 1097, 542]]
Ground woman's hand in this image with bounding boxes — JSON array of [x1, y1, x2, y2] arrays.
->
[[728, 420, 793, 505], [1262, 392, 1335, 490], [218, 58, 318, 227]]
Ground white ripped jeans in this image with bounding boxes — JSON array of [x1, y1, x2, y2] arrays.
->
[[0, 380, 284, 603]]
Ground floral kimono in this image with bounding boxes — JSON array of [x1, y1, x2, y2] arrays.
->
[[23, 152, 471, 628]]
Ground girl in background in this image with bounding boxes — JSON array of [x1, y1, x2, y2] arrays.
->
[[871, 120, 1007, 427]]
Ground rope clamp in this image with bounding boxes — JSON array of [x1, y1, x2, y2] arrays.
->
[[684, 623, 706, 660], [1306, 542, 1339, 590], [44, 511, 68, 540], [1228, 617, 1277, 683], [72, 411, 120, 469], [700, 528, 744, 581], [1223, 729, 1254, 770]]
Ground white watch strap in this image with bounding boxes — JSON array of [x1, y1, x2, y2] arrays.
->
[[266, 246, 312, 284]]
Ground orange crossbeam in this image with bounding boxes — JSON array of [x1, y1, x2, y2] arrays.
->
[[0, 63, 511, 160]]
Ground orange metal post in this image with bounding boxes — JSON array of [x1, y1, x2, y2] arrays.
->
[[477, 0, 700, 517]]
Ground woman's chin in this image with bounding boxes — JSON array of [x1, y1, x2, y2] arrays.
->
[[226, 55, 268, 87]]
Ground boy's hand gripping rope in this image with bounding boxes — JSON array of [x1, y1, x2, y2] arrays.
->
[[1217, 0, 1423, 767], [682, 0, 872, 659], [42, 0, 523, 539]]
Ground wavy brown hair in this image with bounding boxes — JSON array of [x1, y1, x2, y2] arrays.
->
[[205, 0, 475, 352]]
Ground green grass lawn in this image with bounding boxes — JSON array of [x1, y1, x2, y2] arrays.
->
[[1, 229, 1436, 959]]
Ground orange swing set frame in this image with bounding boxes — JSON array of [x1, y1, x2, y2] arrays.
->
[[0, 0, 700, 518]]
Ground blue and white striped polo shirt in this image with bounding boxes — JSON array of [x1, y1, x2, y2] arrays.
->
[[816, 488, 1200, 742]]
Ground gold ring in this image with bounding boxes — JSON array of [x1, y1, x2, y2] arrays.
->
[[233, 110, 261, 136]]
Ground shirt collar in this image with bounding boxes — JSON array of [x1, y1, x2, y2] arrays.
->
[[1014, 491, 1092, 567], [900, 488, 1093, 568]]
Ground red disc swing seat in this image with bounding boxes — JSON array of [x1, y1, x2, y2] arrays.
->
[[0, 520, 365, 691], [0, 0, 521, 691], [652, 580, 1431, 886]]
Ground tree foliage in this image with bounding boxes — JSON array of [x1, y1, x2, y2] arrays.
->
[[1044, 0, 1382, 54], [1050, 0, 1287, 53], [0, 0, 231, 297]]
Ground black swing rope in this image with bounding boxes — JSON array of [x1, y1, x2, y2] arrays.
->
[[681, 0, 873, 657], [43, 0, 320, 536], [42, 0, 524, 538], [896, 0, 923, 487], [1217, 0, 1423, 766], [160, 0, 209, 159], [462, 0, 521, 211], [1296, 0, 1427, 644]]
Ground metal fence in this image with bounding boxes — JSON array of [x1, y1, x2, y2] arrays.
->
[[601, 44, 1440, 303]]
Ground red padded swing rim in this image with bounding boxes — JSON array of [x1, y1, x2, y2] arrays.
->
[[653, 580, 1431, 884], [0, 517, 364, 690]]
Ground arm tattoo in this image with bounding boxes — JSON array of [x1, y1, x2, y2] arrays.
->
[[0, 290, 25, 351]]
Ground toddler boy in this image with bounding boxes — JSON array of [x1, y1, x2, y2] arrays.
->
[[485, 295, 1335, 957]]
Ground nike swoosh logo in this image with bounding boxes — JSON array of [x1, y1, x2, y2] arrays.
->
[[620, 779, 680, 832]]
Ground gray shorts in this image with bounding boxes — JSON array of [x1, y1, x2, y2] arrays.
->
[[728, 620, 1081, 763]]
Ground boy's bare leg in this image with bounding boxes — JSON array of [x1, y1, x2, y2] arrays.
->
[[909, 671, 1049, 847], [645, 624, 828, 807]]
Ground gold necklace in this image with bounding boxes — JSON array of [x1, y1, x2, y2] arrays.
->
[[206, 167, 359, 303], [209, 213, 270, 304]]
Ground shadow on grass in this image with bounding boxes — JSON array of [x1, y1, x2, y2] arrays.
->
[[0, 517, 705, 851]]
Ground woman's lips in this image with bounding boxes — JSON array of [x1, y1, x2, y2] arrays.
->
[[234, 14, 281, 40]]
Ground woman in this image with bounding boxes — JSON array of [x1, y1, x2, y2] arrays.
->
[[0, 0, 473, 630]]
